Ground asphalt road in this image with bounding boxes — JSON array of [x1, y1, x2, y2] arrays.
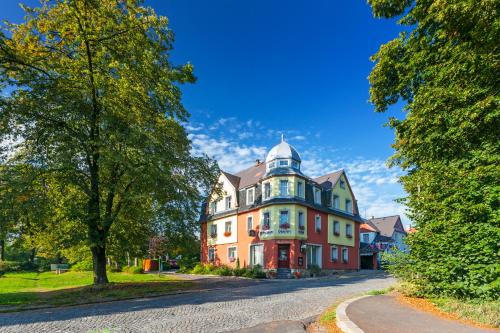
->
[[0, 271, 394, 333]]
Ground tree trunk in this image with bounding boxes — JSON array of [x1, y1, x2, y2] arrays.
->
[[29, 248, 36, 263], [91, 245, 109, 285], [127, 252, 130, 267], [0, 239, 5, 261], [134, 257, 138, 267]]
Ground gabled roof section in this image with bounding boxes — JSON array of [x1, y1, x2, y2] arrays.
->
[[360, 223, 377, 232], [367, 215, 405, 237], [221, 171, 240, 190], [234, 162, 266, 189], [314, 170, 343, 189]]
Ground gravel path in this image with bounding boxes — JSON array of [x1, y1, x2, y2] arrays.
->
[[0, 271, 394, 333]]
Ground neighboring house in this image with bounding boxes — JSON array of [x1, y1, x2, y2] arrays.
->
[[199, 137, 364, 277], [359, 215, 407, 269]]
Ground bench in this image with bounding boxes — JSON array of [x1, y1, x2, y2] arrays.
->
[[50, 264, 70, 274]]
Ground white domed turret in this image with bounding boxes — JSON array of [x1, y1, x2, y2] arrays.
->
[[265, 135, 301, 172]]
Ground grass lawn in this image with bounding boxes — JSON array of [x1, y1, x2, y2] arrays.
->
[[429, 297, 499, 328], [0, 271, 194, 312]]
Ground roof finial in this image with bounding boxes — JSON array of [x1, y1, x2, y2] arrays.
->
[[281, 133, 284, 142]]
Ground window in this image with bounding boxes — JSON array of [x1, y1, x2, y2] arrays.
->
[[210, 224, 217, 237], [279, 210, 290, 228], [247, 216, 253, 231], [228, 247, 237, 262], [246, 188, 255, 205], [315, 215, 321, 231], [346, 224, 353, 238], [209, 201, 217, 214], [292, 160, 299, 169], [268, 162, 276, 169], [330, 246, 338, 262], [297, 181, 304, 197], [279, 160, 289, 166], [307, 245, 322, 268], [224, 221, 232, 236], [342, 248, 349, 263], [333, 221, 340, 235], [332, 195, 340, 209], [279, 180, 289, 196], [298, 211, 305, 232], [314, 187, 322, 204], [250, 244, 264, 267], [263, 183, 271, 200], [263, 212, 271, 230], [345, 199, 352, 213], [225, 196, 232, 210], [340, 180, 346, 189], [362, 233, 369, 243], [208, 247, 215, 262]]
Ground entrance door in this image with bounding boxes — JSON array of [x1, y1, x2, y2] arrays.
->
[[278, 244, 290, 268]]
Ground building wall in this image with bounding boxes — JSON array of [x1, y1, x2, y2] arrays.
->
[[327, 214, 356, 247], [262, 176, 306, 200], [236, 209, 261, 268], [208, 173, 238, 213], [259, 204, 308, 240], [206, 214, 238, 246], [330, 174, 354, 212]]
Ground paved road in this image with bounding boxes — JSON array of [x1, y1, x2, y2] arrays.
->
[[0, 271, 394, 333], [346, 294, 497, 333]]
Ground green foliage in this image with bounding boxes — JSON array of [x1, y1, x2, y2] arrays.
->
[[243, 265, 266, 279], [0, 260, 39, 272], [0, 0, 219, 284], [186, 263, 266, 279], [309, 264, 321, 276], [122, 266, 144, 274], [368, 0, 499, 300], [70, 260, 94, 272], [214, 266, 232, 276]]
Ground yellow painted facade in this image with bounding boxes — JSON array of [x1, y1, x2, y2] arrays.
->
[[330, 174, 354, 213], [327, 214, 355, 246], [262, 176, 306, 199], [259, 204, 308, 240]]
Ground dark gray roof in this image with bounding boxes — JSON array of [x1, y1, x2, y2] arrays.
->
[[221, 171, 240, 189], [366, 215, 406, 237], [314, 170, 343, 189], [234, 162, 266, 189], [263, 167, 306, 178]]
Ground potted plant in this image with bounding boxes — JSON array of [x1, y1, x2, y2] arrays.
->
[[280, 223, 290, 229], [298, 225, 305, 231], [224, 231, 232, 237], [210, 233, 217, 238], [315, 227, 321, 233], [262, 224, 270, 231], [293, 271, 301, 279]]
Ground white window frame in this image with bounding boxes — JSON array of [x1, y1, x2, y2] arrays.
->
[[263, 182, 271, 200], [332, 195, 340, 209], [279, 179, 289, 196], [362, 233, 369, 243], [208, 247, 215, 262], [209, 201, 217, 214], [346, 223, 353, 237], [333, 220, 340, 235], [298, 211, 305, 229], [315, 215, 321, 231], [247, 216, 253, 231], [225, 196, 232, 210], [306, 244, 323, 269], [210, 224, 217, 236], [249, 243, 264, 267], [342, 247, 349, 263], [345, 199, 352, 213], [330, 246, 338, 262], [279, 210, 289, 228], [263, 212, 271, 229], [246, 188, 255, 205], [297, 181, 303, 197], [225, 221, 232, 233], [314, 187, 321, 205], [292, 160, 299, 169], [279, 159, 289, 167], [227, 246, 237, 261]]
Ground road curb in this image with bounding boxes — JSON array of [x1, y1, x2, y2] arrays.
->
[[336, 295, 372, 333]]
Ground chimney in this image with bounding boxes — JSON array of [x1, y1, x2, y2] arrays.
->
[[255, 159, 261, 165]]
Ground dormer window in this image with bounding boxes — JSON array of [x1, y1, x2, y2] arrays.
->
[[332, 195, 340, 209], [263, 182, 271, 200], [279, 160, 289, 167], [225, 196, 232, 210], [246, 188, 255, 205], [292, 160, 299, 169], [209, 202, 217, 214], [345, 199, 352, 213], [268, 162, 276, 169], [314, 187, 322, 205]]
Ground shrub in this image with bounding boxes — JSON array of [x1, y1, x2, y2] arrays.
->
[[244, 265, 266, 279], [191, 263, 205, 274], [309, 264, 321, 276], [123, 265, 144, 274], [202, 263, 217, 274], [107, 265, 122, 272], [214, 266, 232, 276], [71, 260, 93, 272], [233, 267, 247, 277]]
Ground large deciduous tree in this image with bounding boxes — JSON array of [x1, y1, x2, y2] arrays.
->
[[368, 0, 499, 299], [0, 0, 218, 284]]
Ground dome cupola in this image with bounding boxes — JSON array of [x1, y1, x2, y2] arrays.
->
[[265, 135, 301, 172]]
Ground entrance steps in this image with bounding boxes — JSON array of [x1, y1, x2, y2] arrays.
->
[[276, 268, 292, 279]]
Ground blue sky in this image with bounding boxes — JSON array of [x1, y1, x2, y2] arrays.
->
[[2, 1, 409, 225]]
